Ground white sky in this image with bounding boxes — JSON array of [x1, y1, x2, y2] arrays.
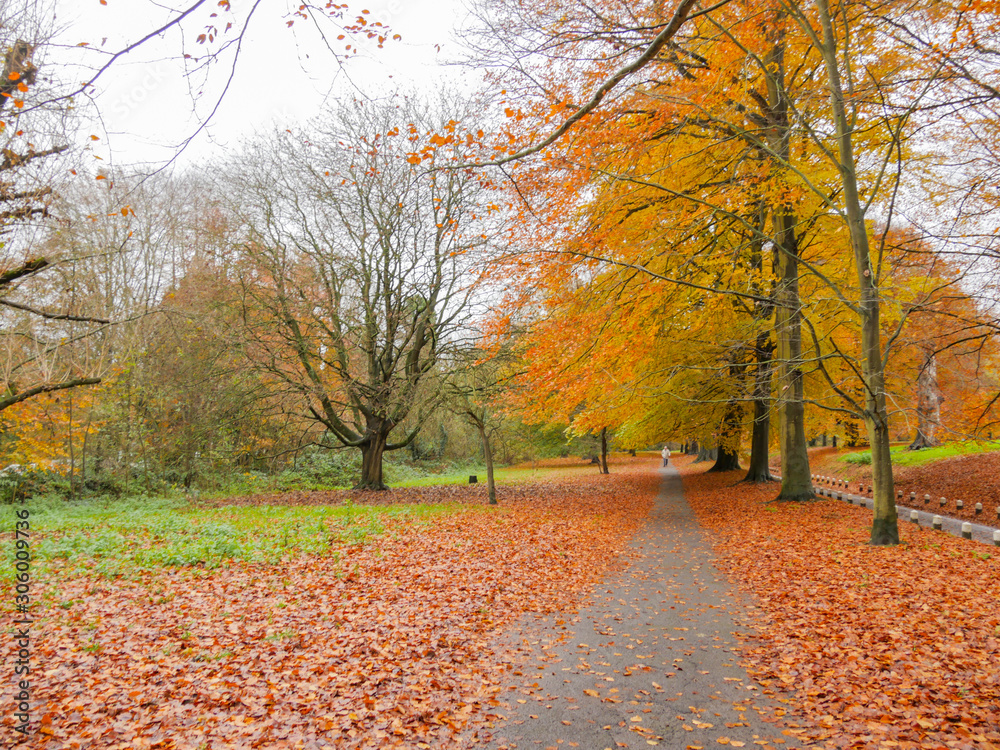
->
[[48, 0, 476, 168]]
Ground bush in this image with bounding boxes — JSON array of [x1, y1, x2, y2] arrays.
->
[[0, 464, 59, 502], [278, 448, 362, 489]]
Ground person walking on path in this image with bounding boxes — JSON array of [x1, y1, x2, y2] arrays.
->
[[661, 445, 670, 466]]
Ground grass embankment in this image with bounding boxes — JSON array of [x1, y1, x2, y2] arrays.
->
[[3, 455, 632, 580], [803, 441, 1000, 523], [681, 463, 1000, 750], [390, 457, 615, 488], [839, 440, 1000, 468], [200, 453, 636, 498]]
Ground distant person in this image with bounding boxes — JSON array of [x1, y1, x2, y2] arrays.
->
[[661, 446, 670, 466]]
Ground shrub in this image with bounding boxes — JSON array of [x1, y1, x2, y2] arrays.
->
[[842, 451, 872, 465]]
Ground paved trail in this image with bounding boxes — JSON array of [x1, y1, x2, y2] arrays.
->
[[477, 466, 796, 749]]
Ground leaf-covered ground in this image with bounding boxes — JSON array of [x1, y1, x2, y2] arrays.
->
[[2, 463, 656, 749], [801, 447, 1000, 523], [680, 461, 1000, 750]]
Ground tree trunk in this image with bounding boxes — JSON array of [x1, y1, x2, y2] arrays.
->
[[744, 335, 775, 483], [816, 0, 897, 544], [695, 444, 714, 463], [709, 402, 743, 472], [843, 419, 866, 447], [67, 393, 76, 499], [773, 211, 814, 500], [477, 422, 497, 505], [686, 440, 699, 455], [81, 424, 89, 491], [765, 22, 813, 502], [599, 427, 610, 474], [909, 351, 943, 450], [356, 429, 390, 490]]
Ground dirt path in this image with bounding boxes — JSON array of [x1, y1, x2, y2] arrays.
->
[[474, 466, 797, 749]]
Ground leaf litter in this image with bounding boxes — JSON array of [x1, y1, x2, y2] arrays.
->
[[680, 461, 1000, 750], [2, 465, 656, 749]]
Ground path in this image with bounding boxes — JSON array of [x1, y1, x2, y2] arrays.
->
[[475, 466, 795, 749]]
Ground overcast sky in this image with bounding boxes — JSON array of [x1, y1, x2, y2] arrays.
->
[[49, 0, 476, 168]]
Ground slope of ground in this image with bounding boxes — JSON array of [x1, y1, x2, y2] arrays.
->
[[801, 447, 1000, 522]]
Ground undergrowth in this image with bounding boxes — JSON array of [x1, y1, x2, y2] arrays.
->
[[2, 496, 456, 578]]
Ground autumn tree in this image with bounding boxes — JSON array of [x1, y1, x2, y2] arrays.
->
[[224, 97, 497, 490], [463, 0, 998, 546], [462, 0, 825, 497]]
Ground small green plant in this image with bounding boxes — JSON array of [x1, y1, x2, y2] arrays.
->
[[264, 629, 298, 642], [842, 451, 872, 465], [193, 649, 234, 662]]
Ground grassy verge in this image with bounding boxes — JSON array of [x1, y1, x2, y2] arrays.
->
[[3, 456, 644, 580], [840, 440, 1000, 467], [4, 495, 456, 578]]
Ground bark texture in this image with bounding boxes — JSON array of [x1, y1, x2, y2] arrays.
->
[[599, 427, 610, 475], [745, 305, 775, 482], [909, 352, 943, 450], [357, 430, 389, 491], [695, 445, 716, 463], [765, 22, 813, 502], [816, 0, 897, 543], [478, 423, 497, 505], [709, 403, 743, 473]]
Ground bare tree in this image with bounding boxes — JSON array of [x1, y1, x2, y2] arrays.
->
[[444, 348, 515, 504], [224, 97, 496, 489]]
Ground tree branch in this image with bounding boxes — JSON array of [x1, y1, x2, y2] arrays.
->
[[0, 377, 101, 412], [0, 298, 110, 324]]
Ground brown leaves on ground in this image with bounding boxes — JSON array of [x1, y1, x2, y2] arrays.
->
[[680, 465, 1000, 750], [3, 466, 656, 749]]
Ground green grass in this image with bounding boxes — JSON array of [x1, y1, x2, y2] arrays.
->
[[3, 495, 457, 578], [840, 440, 1000, 468], [1, 458, 616, 579]]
